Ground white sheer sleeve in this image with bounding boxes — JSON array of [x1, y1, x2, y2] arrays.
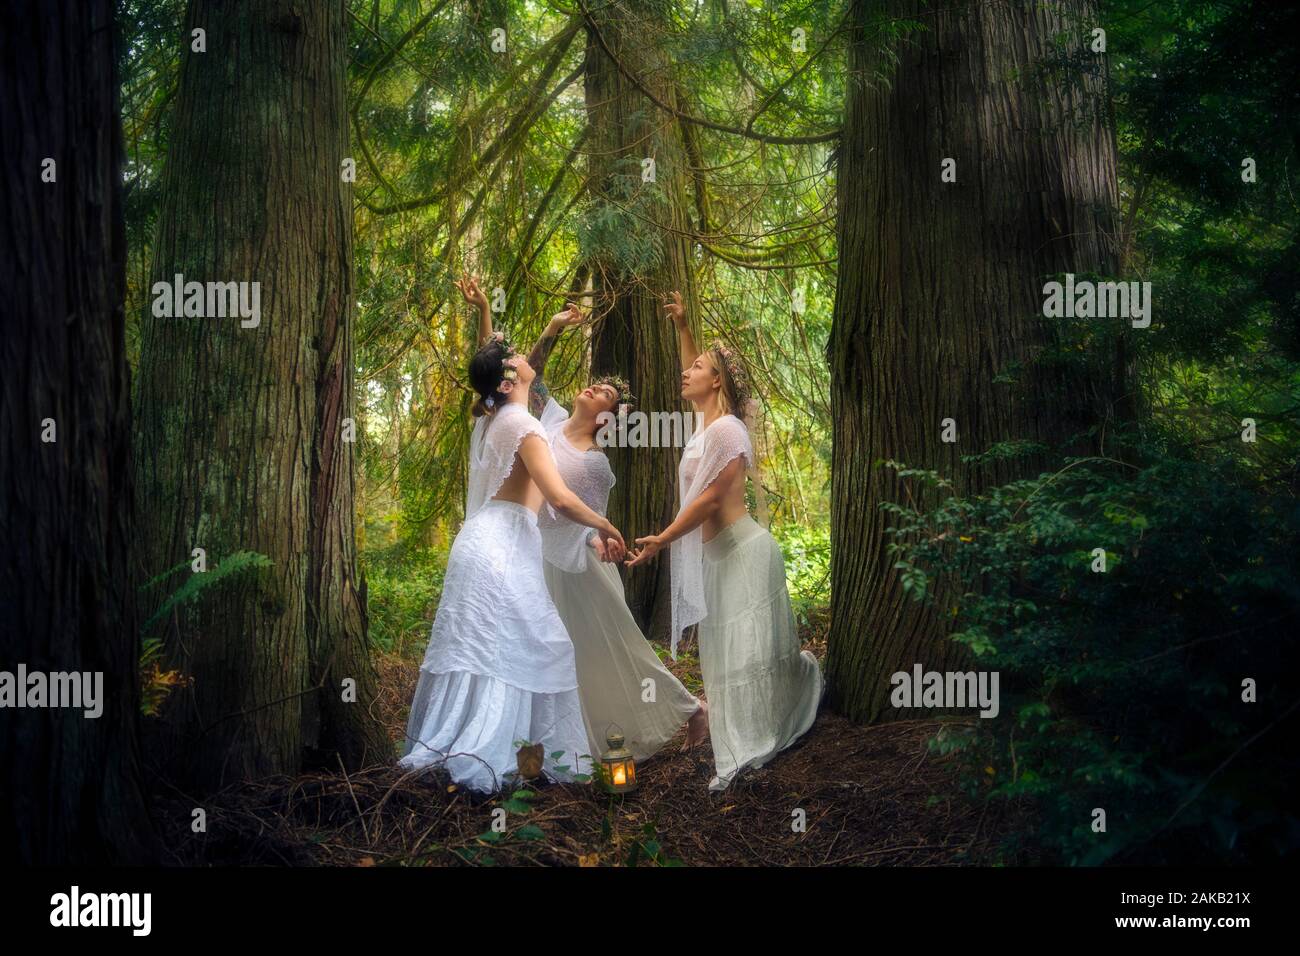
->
[[668, 415, 755, 658], [465, 403, 553, 520], [690, 416, 754, 494], [540, 396, 569, 433]]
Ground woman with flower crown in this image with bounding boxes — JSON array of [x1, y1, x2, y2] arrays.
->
[[397, 276, 626, 793], [522, 302, 708, 764], [624, 291, 822, 791]]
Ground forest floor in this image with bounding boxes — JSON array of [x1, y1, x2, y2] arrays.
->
[[153, 620, 1034, 866]]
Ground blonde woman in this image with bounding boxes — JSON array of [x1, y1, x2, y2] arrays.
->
[[625, 291, 822, 791]]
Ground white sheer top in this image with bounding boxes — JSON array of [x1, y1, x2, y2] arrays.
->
[[537, 397, 615, 572], [669, 413, 754, 658], [466, 401, 553, 520]]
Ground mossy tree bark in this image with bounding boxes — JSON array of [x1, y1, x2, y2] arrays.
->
[[134, 0, 387, 789], [826, 0, 1124, 722], [582, 0, 698, 642]]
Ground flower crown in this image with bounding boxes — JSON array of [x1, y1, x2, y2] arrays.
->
[[591, 374, 636, 412], [485, 331, 518, 409], [706, 340, 752, 409]]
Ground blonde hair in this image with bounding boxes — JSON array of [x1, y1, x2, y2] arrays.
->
[[704, 346, 747, 418]]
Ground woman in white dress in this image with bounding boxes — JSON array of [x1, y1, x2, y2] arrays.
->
[[398, 278, 626, 793], [625, 291, 822, 791], [522, 305, 709, 762]]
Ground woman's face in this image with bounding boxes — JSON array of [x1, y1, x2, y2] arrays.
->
[[503, 353, 535, 388], [680, 353, 720, 405], [574, 381, 619, 418]]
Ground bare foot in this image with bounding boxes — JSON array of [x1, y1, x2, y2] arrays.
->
[[680, 701, 709, 752]]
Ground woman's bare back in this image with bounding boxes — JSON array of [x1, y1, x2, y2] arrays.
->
[[490, 435, 545, 513]]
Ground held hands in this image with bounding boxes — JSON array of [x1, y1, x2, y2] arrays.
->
[[596, 523, 626, 563], [590, 533, 623, 563], [454, 274, 488, 310], [663, 290, 686, 329], [624, 533, 666, 568]]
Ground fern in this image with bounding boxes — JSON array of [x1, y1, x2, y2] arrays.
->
[[141, 550, 273, 633], [136, 550, 274, 715]]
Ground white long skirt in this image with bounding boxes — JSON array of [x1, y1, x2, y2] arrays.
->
[[398, 500, 592, 793], [700, 515, 822, 791], [544, 549, 700, 763]]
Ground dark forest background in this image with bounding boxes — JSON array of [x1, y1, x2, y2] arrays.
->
[[2, 0, 1297, 866]]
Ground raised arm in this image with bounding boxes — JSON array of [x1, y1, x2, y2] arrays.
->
[[517, 434, 625, 560], [527, 301, 584, 417], [665, 290, 698, 369], [454, 275, 492, 347]]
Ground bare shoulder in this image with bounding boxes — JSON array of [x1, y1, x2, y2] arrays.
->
[[705, 414, 751, 447]]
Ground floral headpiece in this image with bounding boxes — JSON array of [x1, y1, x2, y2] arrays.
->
[[591, 374, 636, 414], [706, 340, 751, 409], [485, 331, 518, 410]]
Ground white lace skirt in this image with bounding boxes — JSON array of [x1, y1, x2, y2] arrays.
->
[[544, 548, 699, 762], [398, 500, 592, 792], [700, 515, 822, 791]]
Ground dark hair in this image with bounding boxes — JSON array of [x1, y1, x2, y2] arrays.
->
[[469, 339, 512, 417], [590, 375, 636, 414]]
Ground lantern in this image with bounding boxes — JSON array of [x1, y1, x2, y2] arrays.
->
[[599, 729, 637, 793]]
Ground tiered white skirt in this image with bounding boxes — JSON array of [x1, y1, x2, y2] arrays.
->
[[544, 548, 700, 762], [700, 515, 822, 791], [398, 500, 592, 792]]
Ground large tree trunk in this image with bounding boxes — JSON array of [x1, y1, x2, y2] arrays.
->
[[134, 0, 387, 790], [0, 0, 158, 863], [583, 0, 697, 641], [826, 0, 1123, 722]]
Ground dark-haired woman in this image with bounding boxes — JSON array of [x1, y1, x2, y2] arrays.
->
[[523, 304, 707, 765], [397, 277, 625, 793], [625, 291, 822, 791]]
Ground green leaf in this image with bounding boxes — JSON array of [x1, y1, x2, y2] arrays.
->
[[141, 550, 274, 633]]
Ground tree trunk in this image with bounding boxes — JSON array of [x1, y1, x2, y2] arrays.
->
[[583, 0, 697, 641], [826, 0, 1123, 722], [134, 0, 387, 790], [0, 0, 159, 863]]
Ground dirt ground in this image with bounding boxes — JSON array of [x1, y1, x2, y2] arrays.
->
[[151, 630, 1032, 866]]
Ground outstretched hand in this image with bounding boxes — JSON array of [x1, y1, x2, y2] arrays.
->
[[624, 534, 666, 568], [454, 274, 488, 310], [663, 290, 686, 328], [550, 301, 585, 330]]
